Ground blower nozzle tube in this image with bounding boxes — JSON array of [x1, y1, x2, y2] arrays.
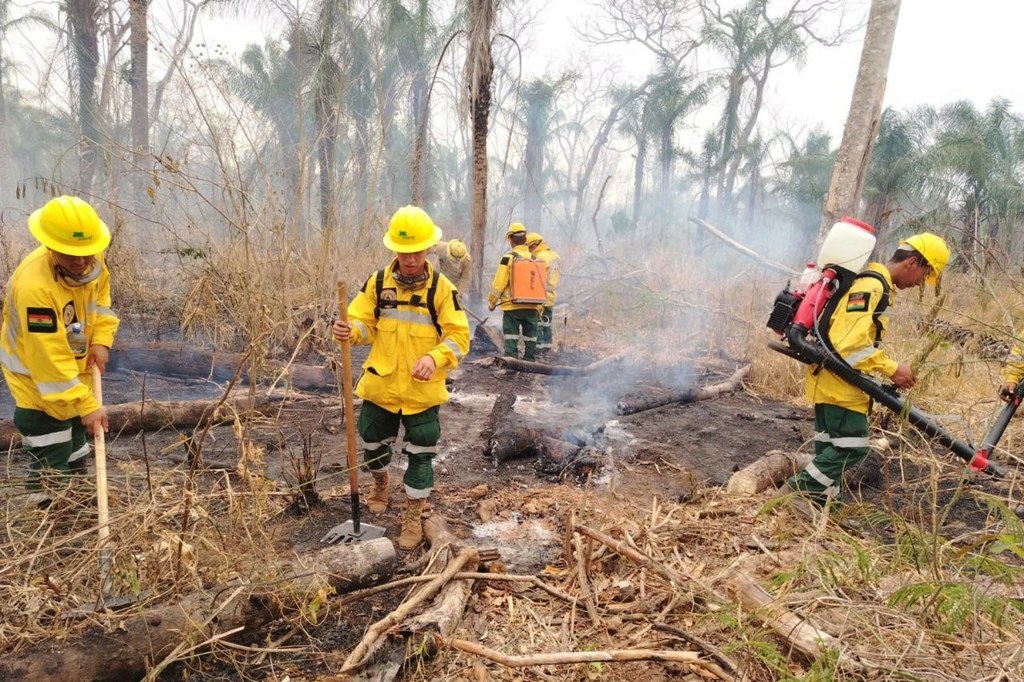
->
[[778, 327, 1007, 479]]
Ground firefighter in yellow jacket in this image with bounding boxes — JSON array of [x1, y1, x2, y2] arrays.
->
[[1001, 340, 1024, 403], [526, 232, 560, 357], [785, 233, 950, 507], [487, 223, 542, 361], [433, 239, 472, 293], [1, 196, 119, 496], [331, 205, 469, 550]]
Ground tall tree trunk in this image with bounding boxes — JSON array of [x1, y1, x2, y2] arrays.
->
[[0, 48, 10, 181], [632, 134, 647, 233], [522, 120, 544, 230], [129, 0, 150, 215], [819, 0, 901, 239], [69, 0, 101, 193], [466, 0, 494, 304], [410, 0, 431, 207]]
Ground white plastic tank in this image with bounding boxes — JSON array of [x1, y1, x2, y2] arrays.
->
[[816, 217, 876, 272]]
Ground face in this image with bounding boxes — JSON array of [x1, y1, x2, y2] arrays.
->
[[50, 250, 97, 277], [893, 258, 933, 289], [396, 250, 428, 278]]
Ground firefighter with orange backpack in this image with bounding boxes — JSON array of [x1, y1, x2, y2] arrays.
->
[[487, 223, 545, 361], [526, 232, 560, 358]]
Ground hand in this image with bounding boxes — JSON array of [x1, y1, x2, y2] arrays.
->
[[86, 344, 109, 373], [332, 319, 353, 343], [487, 303, 495, 312], [890, 363, 915, 390], [1000, 382, 1018, 403], [411, 355, 436, 381], [81, 407, 108, 436]]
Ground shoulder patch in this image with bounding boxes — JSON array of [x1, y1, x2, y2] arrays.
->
[[27, 307, 58, 333], [846, 292, 870, 313], [499, 255, 512, 266]]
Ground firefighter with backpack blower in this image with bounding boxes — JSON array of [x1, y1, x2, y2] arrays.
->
[[779, 230, 950, 510], [1000, 340, 1024, 404], [487, 223, 546, 361]]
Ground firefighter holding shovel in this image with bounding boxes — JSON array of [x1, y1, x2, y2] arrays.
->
[[1, 196, 119, 505], [331, 205, 469, 550], [783, 232, 950, 510]]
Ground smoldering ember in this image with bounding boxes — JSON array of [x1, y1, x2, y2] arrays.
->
[[2, 1, 1024, 681]]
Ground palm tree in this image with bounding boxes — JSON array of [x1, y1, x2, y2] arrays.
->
[[928, 98, 1024, 268], [862, 106, 926, 238], [775, 129, 835, 242], [519, 78, 560, 230], [464, 0, 494, 302], [645, 69, 708, 224]]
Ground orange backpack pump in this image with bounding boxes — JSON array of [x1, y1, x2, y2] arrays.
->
[[509, 254, 548, 304]]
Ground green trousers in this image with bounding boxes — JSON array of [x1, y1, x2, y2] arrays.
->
[[14, 407, 90, 489], [502, 308, 539, 361], [357, 401, 440, 499], [537, 305, 554, 352], [787, 403, 870, 506]]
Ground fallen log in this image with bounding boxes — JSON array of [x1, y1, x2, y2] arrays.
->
[[725, 570, 864, 671], [616, 365, 751, 416], [493, 353, 625, 375], [485, 425, 547, 464], [110, 340, 337, 392], [0, 393, 287, 448], [0, 538, 398, 682], [333, 515, 480, 680], [727, 450, 814, 495]]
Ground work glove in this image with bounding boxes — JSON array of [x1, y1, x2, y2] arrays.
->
[[1000, 383, 1018, 403]]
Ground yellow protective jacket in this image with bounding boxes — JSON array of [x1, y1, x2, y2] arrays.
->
[[1, 246, 119, 420], [348, 260, 470, 414], [487, 244, 543, 312], [804, 262, 899, 414], [1003, 340, 1024, 386], [435, 243, 472, 293], [530, 241, 560, 307]]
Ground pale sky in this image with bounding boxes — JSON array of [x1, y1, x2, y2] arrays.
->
[[524, 0, 1024, 139]]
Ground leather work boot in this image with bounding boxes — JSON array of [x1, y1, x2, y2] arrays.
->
[[399, 496, 426, 550], [367, 470, 389, 513]]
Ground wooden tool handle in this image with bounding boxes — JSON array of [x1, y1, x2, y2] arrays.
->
[[91, 365, 111, 581], [337, 282, 359, 490]]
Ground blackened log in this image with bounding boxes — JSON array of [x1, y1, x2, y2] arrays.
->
[[0, 538, 397, 682], [616, 365, 750, 416], [493, 353, 625, 376]]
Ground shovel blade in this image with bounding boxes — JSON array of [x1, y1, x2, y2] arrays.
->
[[320, 519, 387, 544]]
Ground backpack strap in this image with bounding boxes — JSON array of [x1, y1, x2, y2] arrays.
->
[[814, 269, 891, 372], [856, 270, 890, 347], [372, 268, 441, 338]]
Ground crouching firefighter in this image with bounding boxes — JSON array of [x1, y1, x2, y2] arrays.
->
[[332, 205, 470, 549], [785, 233, 950, 507]]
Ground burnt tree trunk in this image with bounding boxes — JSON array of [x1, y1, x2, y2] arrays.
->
[[616, 365, 750, 415], [0, 538, 397, 682]]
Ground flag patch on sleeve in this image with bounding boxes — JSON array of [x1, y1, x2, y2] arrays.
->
[[26, 307, 58, 333], [846, 292, 870, 312]]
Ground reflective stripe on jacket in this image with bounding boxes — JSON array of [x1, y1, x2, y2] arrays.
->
[[532, 244, 560, 306], [348, 260, 470, 415], [1004, 340, 1024, 385], [487, 244, 543, 312], [1, 246, 119, 420], [805, 262, 899, 414]]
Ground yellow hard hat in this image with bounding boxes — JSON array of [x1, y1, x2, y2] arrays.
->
[[29, 195, 111, 256], [384, 205, 442, 253], [506, 222, 527, 237], [901, 232, 950, 285], [447, 239, 467, 259], [525, 232, 543, 248]]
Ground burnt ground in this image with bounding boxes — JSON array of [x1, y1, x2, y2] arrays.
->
[[2, 329, 1021, 681]]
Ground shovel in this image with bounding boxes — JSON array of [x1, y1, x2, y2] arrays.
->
[[62, 366, 140, 616], [321, 281, 386, 545]]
